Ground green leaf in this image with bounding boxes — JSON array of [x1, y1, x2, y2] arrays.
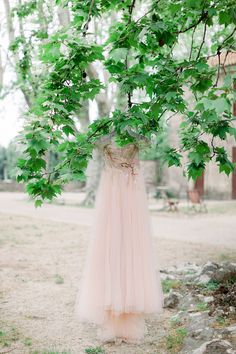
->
[[17, 158, 27, 168], [187, 162, 205, 180], [109, 48, 128, 62], [73, 172, 87, 182], [214, 97, 231, 114], [39, 42, 61, 63], [188, 141, 211, 164], [62, 125, 75, 136], [35, 199, 43, 208], [215, 147, 235, 175], [164, 148, 182, 167], [30, 158, 46, 171]]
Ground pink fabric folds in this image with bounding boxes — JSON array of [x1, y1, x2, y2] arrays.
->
[[75, 143, 164, 342]]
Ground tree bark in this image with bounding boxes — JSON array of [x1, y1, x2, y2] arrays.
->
[[3, 0, 16, 47], [80, 63, 111, 206], [3, 0, 32, 107], [57, 7, 71, 26], [37, 0, 49, 33], [0, 47, 4, 92]]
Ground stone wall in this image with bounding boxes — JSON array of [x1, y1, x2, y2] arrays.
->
[[0, 181, 24, 192]]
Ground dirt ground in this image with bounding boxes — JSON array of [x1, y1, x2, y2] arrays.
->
[[0, 193, 236, 354]]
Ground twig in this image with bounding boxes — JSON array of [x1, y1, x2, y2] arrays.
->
[[211, 29, 236, 86], [214, 49, 221, 87], [204, 50, 236, 63], [134, 8, 153, 24], [196, 22, 207, 60], [158, 108, 168, 120], [42, 159, 70, 177], [82, 0, 95, 37], [134, 0, 161, 24], [222, 49, 230, 75], [189, 26, 196, 61], [177, 0, 222, 35], [87, 119, 112, 140], [166, 112, 178, 124], [177, 11, 208, 34], [217, 26, 236, 51], [125, 126, 149, 143], [125, 0, 136, 109], [128, 0, 136, 18], [210, 136, 217, 158]]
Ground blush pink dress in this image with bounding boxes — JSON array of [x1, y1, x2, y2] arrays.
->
[[75, 141, 164, 343]]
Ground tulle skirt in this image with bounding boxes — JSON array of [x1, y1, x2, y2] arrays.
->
[[75, 164, 164, 342]]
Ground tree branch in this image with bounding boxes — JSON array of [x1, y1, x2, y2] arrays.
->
[[210, 136, 217, 158], [125, 0, 136, 109], [82, 0, 95, 36], [177, 11, 208, 34], [196, 22, 207, 60], [189, 26, 196, 61], [128, 0, 136, 17], [125, 125, 149, 143], [166, 112, 178, 124], [217, 26, 236, 51], [222, 49, 230, 75], [214, 49, 221, 87]]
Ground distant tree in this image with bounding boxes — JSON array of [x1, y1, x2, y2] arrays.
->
[[0, 146, 7, 180], [5, 140, 23, 180]]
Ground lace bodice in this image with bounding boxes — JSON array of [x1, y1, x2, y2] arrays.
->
[[102, 142, 140, 176]]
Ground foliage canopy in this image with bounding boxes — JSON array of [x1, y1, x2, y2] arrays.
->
[[11, 0, 236, 205]]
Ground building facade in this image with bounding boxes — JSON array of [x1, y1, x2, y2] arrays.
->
[[166, 52, 236, 200]]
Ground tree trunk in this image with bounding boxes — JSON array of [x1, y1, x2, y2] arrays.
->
[[80, 63, 111, 206], [37, 1, 49, 33], [0, 47, 3, 92], [57, 7, 71, 26], [3, 0, 16, 46], [3, 0, 31, 107]]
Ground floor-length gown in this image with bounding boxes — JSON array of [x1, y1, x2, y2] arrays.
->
[[75, 141, 164, 343]]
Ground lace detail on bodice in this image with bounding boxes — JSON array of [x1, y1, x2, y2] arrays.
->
[[103, 143, 140, 176]]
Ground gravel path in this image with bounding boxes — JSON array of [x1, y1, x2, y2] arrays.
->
[[0, 192, 236, 247], [0, 193, 236, 354]]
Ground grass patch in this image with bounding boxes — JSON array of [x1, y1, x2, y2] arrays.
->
[[211, 316, 234, 329], [24, 337, 32, 346], [85, 347, 105, 354], [161, 279, 182, 293], [195, 301, 209, 311], [0, 322, 34, 351], [196, 279, 220, 293], [215, 316, 226, 326], [54, 274, 64, 284], [204, 280, 220, 292], [169, 316, 183, 328], [166, 327, 188, 353], [0, 326, 20, 347], [164, 317, 188, 354]]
